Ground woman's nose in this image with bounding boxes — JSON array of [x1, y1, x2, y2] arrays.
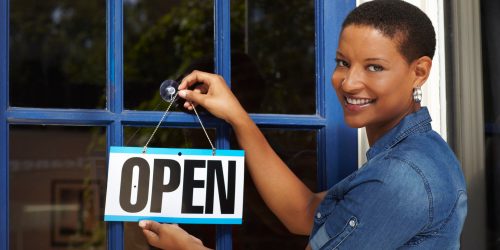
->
[[341, 68, 364, 92]]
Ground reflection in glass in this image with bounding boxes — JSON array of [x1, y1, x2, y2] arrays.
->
[[124, 0, 214, 111], [486, 134, 500, 248], [10, 0, 106, 109], [124, 127, 217, 249], [231, 0, 315, 114], [9, 126, 107, 250], [481, 1, 500, 247], [232, 129, 317, 250]]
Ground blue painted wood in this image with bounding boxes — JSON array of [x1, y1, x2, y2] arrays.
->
[[316, 0, 357, 190], [108, 122, 124, 250], [0, 0, 8, 248], [214, 0, 232, 248], [0, 1, 359, 249], [107, 0, 125, 249], [5, 108, 327, 128], [215, 0, 231, 82]]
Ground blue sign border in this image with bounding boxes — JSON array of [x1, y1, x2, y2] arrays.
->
[[110, 146, 244, 157], [104, 215, 242, 224]]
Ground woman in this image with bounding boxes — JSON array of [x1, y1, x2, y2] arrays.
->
[[139, 0, 467, 249]]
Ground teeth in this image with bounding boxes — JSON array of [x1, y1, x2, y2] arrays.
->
[[346, 97, 373, 105]]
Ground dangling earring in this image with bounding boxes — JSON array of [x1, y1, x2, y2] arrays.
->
[[413, 87, 422, 103]]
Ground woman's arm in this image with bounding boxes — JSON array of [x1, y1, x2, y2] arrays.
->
[[178, 70, 325, 234]]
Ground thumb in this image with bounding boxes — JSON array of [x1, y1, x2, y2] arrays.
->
[[178, 89, 206, 110], [179, 89, 205, 104], [142, 228, 160, 245], [139, 220, 162, 234], [139, 221, 162, 247]]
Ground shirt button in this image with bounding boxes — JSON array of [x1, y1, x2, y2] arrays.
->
[[349, 219, 357, 227], [316, 212, 321, 219]]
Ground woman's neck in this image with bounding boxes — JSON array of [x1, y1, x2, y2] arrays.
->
[[366, 104, 421, 146]]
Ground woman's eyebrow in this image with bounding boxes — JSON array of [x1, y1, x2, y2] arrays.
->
[[365, 57, 390, 63]]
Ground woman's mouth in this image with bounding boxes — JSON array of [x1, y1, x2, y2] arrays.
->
[[344, 96, 375, 111]]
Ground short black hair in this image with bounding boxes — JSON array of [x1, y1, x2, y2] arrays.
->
[[342, 0, 436, 63]]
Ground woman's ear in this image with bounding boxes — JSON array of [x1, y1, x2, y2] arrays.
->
[[413, 56, 432, 88]]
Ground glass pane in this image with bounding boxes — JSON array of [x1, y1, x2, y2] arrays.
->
[[10, 1, 106, 109], [124, 127, 217, 249], [124, 0, 214, 111], [232, 129, 317, 250], [481, 1, 500, 247], [231, 0, 315, 114], [486, 133, 500, 248], [9, 126, 107, 250]]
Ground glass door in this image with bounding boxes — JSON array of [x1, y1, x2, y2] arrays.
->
[[481, 0, 500, 248], [0, 0, 357, 249]]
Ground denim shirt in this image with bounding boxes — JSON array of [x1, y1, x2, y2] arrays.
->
[[309, 107, 467, 249]]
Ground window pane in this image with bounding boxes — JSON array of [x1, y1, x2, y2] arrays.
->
[[10, 1, 106, 109], [486, 133, 500, 248], [124, 0, 214, 111], [232, 129, 317, 249], [9, 126, 107, 250], [231, 0, 315, 114], [481, 1, 500, 247], [124, 127, 217, 249]]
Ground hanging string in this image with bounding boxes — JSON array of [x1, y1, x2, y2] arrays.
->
[[142, 92, 179, 153], [142, 93, 216, 156], [125, 101, 163, 146], [190, 101, 216, 156]]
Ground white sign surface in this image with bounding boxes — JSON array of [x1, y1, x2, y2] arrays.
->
[[104, 146, 245, 224]]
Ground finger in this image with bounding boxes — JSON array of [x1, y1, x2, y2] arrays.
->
[[178, 89, 206, 106], [138, 220, 162, 234], [191, 235, 203, 245], [189, 82, 209, 94], [183, 101, 192, 110], [179, 70, 217, 90], [141, 229, 161, 247]]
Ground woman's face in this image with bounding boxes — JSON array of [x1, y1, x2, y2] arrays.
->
[[332, 25, 426, 139]]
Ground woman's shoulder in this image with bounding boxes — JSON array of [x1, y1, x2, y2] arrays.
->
[[362, 133, 467, 224], [362, 134, 465, 200], [391, 130, 460, 167]]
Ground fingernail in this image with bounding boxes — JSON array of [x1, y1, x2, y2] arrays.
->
[[138, 220, 146, 228], [179, 90, 187, 98]]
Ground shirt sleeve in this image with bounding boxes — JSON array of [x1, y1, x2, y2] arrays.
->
[[309, 157, 430, 250]]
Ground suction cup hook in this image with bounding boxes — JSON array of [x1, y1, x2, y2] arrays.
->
[[159, 79, 179, 102]]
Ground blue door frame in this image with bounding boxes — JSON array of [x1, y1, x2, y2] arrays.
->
[[0, 0, 356, 249]]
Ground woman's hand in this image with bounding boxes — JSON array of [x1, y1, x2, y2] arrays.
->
[[139, 220, 211, 250], [178, 70, 247, 124], [178, 70, 320, 235]]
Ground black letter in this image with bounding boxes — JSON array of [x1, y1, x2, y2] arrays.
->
[[150, 159, 181, 213], [182, 160, 205, 214], [205, 160, 236, 214], [119, 157, 150, 213]]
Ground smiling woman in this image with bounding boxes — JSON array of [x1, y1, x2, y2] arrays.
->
[[137, 1, 467, 249], [332, 25, 432, 144]]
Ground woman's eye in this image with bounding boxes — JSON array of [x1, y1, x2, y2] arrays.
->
[[367, 65, 384, 72], [336, 59, 349, 68]]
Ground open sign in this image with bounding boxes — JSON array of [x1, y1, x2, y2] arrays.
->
[[104, 146, 245, 224]]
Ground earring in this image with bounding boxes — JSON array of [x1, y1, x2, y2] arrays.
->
[[413, 87, 422, 103]]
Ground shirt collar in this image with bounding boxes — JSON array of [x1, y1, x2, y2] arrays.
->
[[366, 107, 432, 161]]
